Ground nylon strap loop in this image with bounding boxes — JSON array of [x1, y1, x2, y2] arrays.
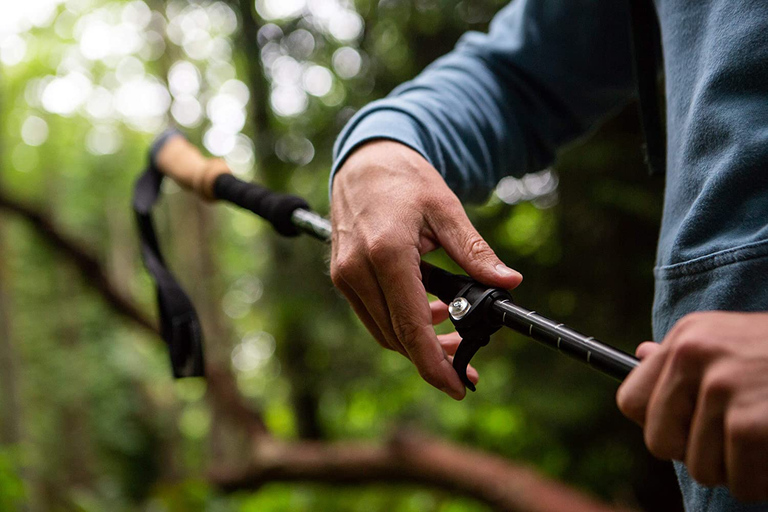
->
[[132, 129, 205, 378]]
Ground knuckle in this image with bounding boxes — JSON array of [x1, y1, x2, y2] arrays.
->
[[701, 368, 736, 402], [666, 313, 702, 342], [421, 189, 456, 212], [367, 235, 399, 268], [331, 252, 371, 291], [668, 335, 710, 370], [330, 254, 353, 285], [330, 265, 344, 287], [464, 235, 495, 263], [674, 311, 709, 332], [394, 321, 424, 348]]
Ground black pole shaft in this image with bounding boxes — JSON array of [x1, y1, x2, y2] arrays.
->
[[492, 300, 638, 380]]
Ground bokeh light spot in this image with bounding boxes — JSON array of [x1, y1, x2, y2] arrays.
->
[[303, 65, 333, 96], [332, 47, 362, 79], [86, 125, 122, 155], [21, 116, 49, 146]]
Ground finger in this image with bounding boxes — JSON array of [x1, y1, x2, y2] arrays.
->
[[643, 355, 700, 461], [336, 275, 399, 354], [685, 381, 727, 488], [430, 300, 450, 325], [372, 245, 466, 400], [636, 341, 661, 359], [438, 331, 462, 354], [344, 267, 409, 358], [427, 203, 523, 289], [348, 291, 409, 358], [616, 345, 670, 426], [726, 411, 768, 502], [467, 365, 479, 385]]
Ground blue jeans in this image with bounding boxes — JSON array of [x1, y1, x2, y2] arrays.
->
[[654, 245, 768, 511]]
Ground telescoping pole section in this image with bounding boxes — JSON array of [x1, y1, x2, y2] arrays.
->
[[492, 301, 639, 381], [139, 130, 639, 385]]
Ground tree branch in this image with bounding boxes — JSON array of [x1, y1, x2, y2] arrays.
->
[[0, 189, 156, 334], [210, 431, 634, 512]]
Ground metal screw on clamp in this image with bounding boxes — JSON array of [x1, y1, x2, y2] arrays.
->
[[449, 297, 471, 320]]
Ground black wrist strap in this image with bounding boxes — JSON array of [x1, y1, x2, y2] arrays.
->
[[133, 130, 205, 378]]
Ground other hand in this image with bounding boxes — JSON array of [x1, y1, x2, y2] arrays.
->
[[617, 311, 768, 502]]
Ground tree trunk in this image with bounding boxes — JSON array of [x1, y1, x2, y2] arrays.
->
[[0, 219, 22, 448], [233, 0, 325, 441]]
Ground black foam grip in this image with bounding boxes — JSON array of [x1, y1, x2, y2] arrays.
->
[[213, 174, 310, 237]]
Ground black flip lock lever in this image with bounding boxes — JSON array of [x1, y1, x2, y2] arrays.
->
[[420, 262, 511, 391], [447, 283, 512, 391]]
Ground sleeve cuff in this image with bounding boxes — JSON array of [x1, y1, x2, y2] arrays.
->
[[329, 106, 437, 198]]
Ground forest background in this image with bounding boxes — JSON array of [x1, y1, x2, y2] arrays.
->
[[0, 0, 683, 510]]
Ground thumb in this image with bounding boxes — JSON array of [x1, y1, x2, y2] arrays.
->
[[428, 202, 522, 289]]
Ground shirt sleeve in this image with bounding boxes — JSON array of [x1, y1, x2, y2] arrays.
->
[[331, 0, 636, 202]]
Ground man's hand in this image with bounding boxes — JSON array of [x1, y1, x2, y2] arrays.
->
[[330, 140, 522, 400], [617, 311, 768, 502]]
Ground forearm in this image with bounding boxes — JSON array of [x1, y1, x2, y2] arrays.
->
[[332, 0, 636, 201]]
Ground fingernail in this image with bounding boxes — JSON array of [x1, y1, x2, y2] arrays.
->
[[495, 264, 522, 279]]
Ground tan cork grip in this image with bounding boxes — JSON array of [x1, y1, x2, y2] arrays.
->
[[154, 133, 231, 200]]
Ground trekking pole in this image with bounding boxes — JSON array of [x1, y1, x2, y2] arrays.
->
[[134, 130, 639, 388]]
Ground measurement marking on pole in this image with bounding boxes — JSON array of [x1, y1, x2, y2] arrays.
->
[[526, 311, 536, 336], [555, 324, 564, 329], [587, 351, 592, 363], [557, 337, 562, 349], [502, 311, 507, 323]]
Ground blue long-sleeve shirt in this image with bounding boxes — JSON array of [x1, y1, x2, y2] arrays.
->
[[331, 1, 768, 510]]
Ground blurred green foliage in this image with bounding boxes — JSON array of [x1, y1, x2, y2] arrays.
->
[[0, 0, 682, 510], [0, 448, 25, 512]]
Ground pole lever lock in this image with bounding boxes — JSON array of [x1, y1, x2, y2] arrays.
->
[[448, 283, 512, 391]]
